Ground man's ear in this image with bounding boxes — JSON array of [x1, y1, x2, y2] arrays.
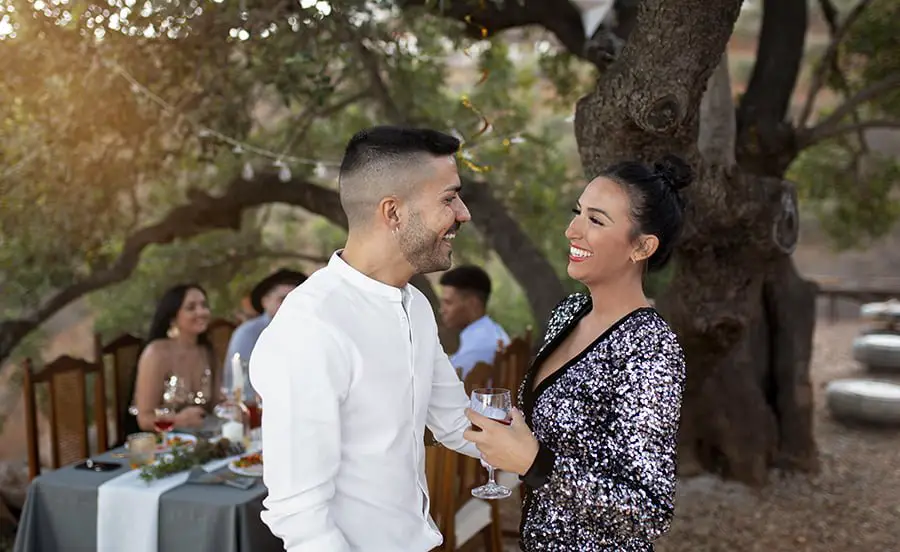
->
[[378, 196, 401, 232]]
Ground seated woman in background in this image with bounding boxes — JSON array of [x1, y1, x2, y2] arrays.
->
[[126, 284, 220, 435]]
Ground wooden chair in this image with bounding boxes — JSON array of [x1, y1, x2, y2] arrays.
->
[[462, 361, 496, 396], [23, 337, 109, 480], [101, 333, 143, 446], [206, 318, 237, 369], [425, 443, 459, 550], [495, 334, 532, 406]]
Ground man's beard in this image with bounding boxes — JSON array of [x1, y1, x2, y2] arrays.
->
[[397, 209, 454, 274]]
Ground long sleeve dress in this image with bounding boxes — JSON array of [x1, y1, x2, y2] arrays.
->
[[518, 293, 686, 551]]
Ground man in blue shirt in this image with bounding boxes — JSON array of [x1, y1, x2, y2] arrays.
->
[[223, 268, 307, 398], [438, 265, 510, 379]]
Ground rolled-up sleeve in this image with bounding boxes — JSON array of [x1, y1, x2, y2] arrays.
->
[[249, 312, 353, 552]]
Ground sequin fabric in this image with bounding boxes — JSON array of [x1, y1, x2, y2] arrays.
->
[[518, 293, 685, 551]]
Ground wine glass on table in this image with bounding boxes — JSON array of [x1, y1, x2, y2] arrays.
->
[[469, 388, 513, 500], [153, 407, 175, 447]]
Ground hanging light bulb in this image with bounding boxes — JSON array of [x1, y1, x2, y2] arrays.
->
[[278, 164, 292, 182], [314, 162, 327, 178], [232, 144, 244, 154], [242, 161, 255, 181]]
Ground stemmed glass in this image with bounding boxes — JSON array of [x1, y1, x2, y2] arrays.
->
[[470, 388, 513, 500], [153, 407, 175, 445]]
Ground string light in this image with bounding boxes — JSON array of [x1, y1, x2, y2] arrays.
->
[[105, 60, 342, 172], [106, 6, 522, 181]]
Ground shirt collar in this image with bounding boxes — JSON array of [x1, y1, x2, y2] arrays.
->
[[460, 315, 491, 340], [328, 250, 410, 303]]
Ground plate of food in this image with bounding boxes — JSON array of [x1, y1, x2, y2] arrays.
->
[[155, 433, 197, 453], [228, 452, 263, 477]]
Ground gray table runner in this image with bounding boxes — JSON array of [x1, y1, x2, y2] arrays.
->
[[13, 449, 282, 552]]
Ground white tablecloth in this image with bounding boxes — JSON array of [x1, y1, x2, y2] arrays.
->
[[96, 447, 255, 552]]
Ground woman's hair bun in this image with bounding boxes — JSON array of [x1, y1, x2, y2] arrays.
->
[[653, 154, 693, 192]]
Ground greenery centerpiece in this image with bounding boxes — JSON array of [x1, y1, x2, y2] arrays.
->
[[138, 438, 245, 483]]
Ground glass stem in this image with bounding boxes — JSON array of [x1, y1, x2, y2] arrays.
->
[[487, 465, 497, 486]]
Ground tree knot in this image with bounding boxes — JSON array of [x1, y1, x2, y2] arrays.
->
[[637, 94, 682, 134]]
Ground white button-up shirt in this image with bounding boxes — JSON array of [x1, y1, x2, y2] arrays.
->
[[249, 251, 478, 552]]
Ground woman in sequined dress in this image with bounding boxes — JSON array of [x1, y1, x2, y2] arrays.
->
[[126, 284, 220, 436], [464, 155, 691, 551]]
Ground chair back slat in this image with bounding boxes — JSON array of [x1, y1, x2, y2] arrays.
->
[[207, 318, 236, 369], [102, 333, 142, 446], [425, 444, 458, 550], [462, 361, 496, 396], [495, 333, 532, 406]]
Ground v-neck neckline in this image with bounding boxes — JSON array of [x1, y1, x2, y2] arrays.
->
[[522, 303, 655, 422]]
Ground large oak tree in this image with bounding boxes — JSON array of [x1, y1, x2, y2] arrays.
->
[[1, 0, 897, 484]]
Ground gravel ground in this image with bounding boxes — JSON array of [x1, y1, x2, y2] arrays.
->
[[464, 319, 900, 552]]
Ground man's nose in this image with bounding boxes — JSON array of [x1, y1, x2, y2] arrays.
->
[[456, 199, 472, 223]]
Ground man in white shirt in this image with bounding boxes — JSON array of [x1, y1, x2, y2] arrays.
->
[[439, 265, 510, 379], [249, 126, 479, 552]]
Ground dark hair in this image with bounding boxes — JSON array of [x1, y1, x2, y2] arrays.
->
[[439, 265, 492, 304], [339, 126, 461, 176], [250, 268, 307, 314], [600, 154, 693, 272], [146, 284, 212, 351], [338, 126, 461, 226]]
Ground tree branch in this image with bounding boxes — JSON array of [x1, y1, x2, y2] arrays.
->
[[399, 0, 602, 66], [805, 73, 900, 140], [0, 164, 568, 365], [698, 51, 736, 170], [800, 118, 900, 148], [734, 0, 807, 175], [460, 177, 566, 323], [797, 0, 874, 128], [0, 172, 344, 365], [812, 0, 870, 152]]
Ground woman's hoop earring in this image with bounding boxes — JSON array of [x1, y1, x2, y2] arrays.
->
[[167, 325, 180, 339]]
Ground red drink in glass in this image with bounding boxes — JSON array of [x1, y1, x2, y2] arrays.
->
[[153, 419, 175, 432], [247, 403, 262, 429]]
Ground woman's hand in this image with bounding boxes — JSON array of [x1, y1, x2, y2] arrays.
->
[[463, 408, 540, 476], [174, 405, 206, 428]]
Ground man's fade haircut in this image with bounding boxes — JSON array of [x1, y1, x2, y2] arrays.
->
[[439, 265, 492, 305], [338, 126, 461, 228]]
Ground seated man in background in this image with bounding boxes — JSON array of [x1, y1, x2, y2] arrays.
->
[[223, 268, 306, 398], [439, 265, 510, 379]]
